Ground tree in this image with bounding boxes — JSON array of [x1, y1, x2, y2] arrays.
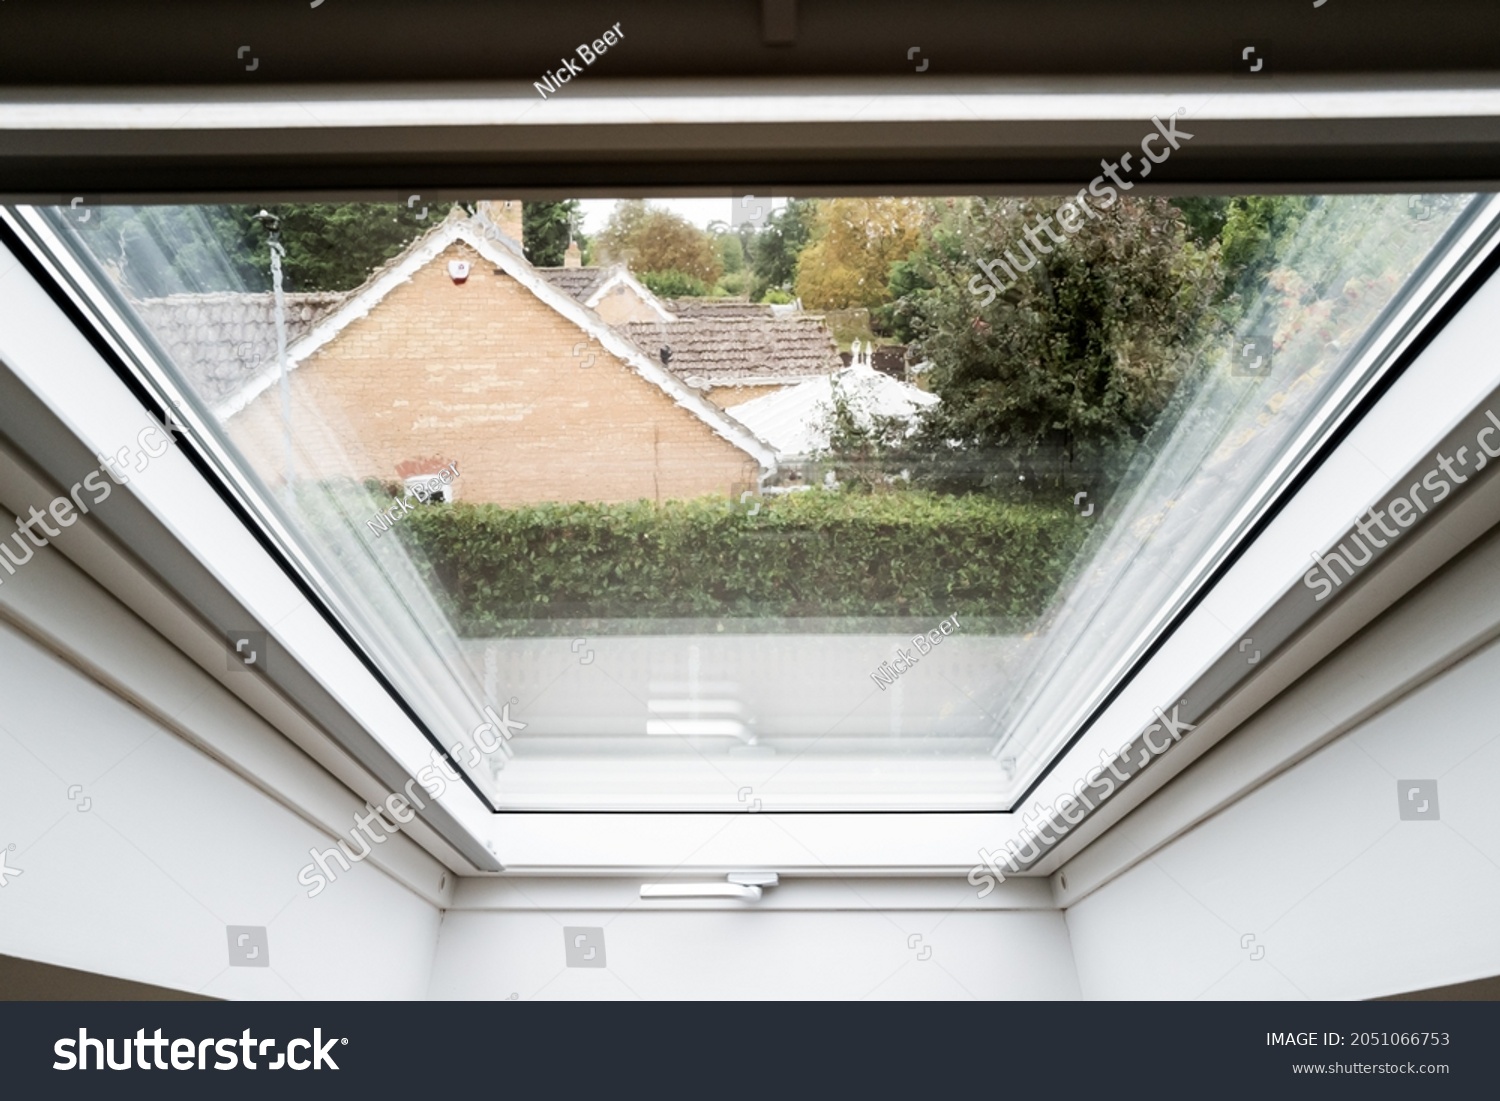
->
[[1169, 197, 1230, 248], [748, 198, 816, 300], [1217, 195, 1315, 297], [879, 253, 935, 342], [73, 202, 446, 296], [707, 227, 753, 296], [74, 205, 264, 297], [522, 200, 582, 267], [639, 270, 713, 297], [903, 196, 1221, 491], [595, 200, 722, 284], [1148, 197, 1315, 301], [793, 198, 925, 310], [814, 384, 917, 493], [715, 231, 746, 275]]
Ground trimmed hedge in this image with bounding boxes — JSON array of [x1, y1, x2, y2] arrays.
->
[[399, 491, 1089, 635]]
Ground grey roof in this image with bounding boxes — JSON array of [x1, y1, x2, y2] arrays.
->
[[535, 266, 611, 303], [664, 298, 774, 320], [134, 291, 349, 405], [727, 362, 938, 458], [620, 315, 843, 384]]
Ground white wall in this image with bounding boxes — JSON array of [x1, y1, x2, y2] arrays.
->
[[1066, 632, 1500, 1000], [7, 513, 1495, 1003], [0, 615, 441, 999], [428, 879, 1080, 1000], [0, 585, 1081, 1003]]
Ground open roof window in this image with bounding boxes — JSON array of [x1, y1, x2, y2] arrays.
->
[[21, 190, 1483, 811]]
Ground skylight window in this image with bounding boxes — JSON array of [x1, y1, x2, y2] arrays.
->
[[26, 191, 1481, 811]]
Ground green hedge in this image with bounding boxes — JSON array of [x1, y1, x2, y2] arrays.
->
[[398, 491, 1089, 635]]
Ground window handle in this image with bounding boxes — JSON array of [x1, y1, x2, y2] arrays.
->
[[640, 873, 778, 901]]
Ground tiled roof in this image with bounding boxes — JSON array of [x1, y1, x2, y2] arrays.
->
[[663, 298, 774, 320], [133, 231, 835, 413], [620, 315, 843, 384], [134, 291, 349, 405], [535, 266, 610, 303]]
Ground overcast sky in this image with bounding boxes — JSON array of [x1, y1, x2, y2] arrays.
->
[[576, 196, 787, 235]]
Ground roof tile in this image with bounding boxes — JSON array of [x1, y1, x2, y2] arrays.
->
[[620, 315, 842, 383], [535, 266, 610, 303], [134, 291, 349, 404]]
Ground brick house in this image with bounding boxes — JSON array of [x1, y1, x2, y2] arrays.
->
[[531, 266, 844, 411], [536, 263, 675, 326], [148, 209, 776, 506]]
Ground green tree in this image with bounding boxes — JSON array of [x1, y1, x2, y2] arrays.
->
[[716, 231, 746, 275], [903, 196, 1221, 490], [1218, 195, 1315, 296], [748, 198, 816, 300], [73, 205, 263, 296], [707, 228, 752, 295], [522, 200, 582, 267], [814, 386, 917, 493], [879, 253, 936, 342], [73, 202, 446, 296], [595, 200, 722, 284], [1169, 197, 1230, 248], [1168, 195, 1316, 308], [638, 269, 713, 297]]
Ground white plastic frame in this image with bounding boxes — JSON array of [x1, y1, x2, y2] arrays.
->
[[4, 195, 1500, 875]]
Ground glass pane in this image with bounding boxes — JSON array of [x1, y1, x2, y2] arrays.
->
[[40, 192, 1478, 809]]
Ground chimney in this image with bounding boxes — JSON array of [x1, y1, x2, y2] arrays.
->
[[563, 240, 582, 268], [477, 200, 524, 249]]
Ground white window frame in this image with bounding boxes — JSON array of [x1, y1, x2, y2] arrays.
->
[[404, 473, 453, 504], [6, 196, 1500, 876]]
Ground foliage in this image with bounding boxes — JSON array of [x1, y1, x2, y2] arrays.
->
[[596, 200, 723, 284], [899, 195, 1222, 489], [879, 253, 936, 342], [72, 203, 447, 296], [715, 231, 746, 274], [1217, 196, 1315, 299], [748, 198, 817, 300], [793, 197, 926, 310], [1237, 195, 1461, 387], [1168, 197, 1231, 248], [813, 386, 921, 493], [398, 491, 1089, 632], [819, 307, 875, 349], [639, 269, 714, 297], [522, 199, 582, 267], [717, 271, 753, 297]]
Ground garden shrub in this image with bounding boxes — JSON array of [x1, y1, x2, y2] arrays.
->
[[398, 490, 1089, 635]]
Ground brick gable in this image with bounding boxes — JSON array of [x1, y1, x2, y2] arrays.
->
[[230, 240, 761, 505]]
